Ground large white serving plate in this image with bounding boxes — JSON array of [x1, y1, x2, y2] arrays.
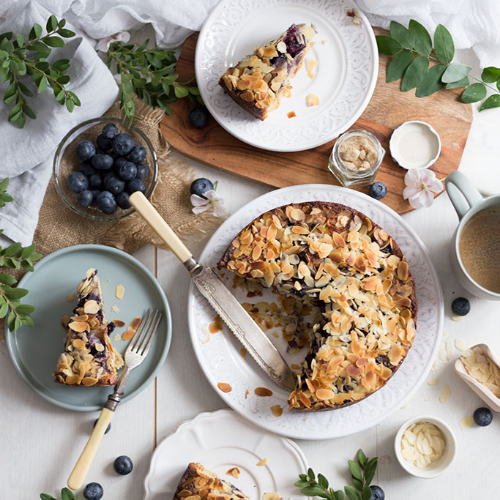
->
[[187, 185, 444, 440], [195, 0, 378, 152], [143, 409, 308, 500]]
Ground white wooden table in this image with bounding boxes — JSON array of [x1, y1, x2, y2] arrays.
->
[[2, 50, 500, 499]]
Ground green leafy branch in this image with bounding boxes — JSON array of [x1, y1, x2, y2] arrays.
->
[[377, 20, 500, 110], [295, 450, 378, 500], [103, 39, 203, 126], [40, 487, 76, 500], [0, 179, 40, 331], [0, 14, 80, 128]]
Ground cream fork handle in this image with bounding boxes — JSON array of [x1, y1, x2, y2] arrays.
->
[[67, 408, 114, 490], [129, 192, 192, 264]]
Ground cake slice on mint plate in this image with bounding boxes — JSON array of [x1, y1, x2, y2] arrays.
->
[[219, 23, 316, 120], [53, 268, 123, 386]]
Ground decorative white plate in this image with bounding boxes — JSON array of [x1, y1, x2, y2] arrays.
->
[[143, 409, 308, 500], [188, 185, 444, 440], [195, 0, 378, 152]]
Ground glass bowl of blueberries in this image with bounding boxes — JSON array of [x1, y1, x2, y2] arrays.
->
[[53, 117, 158, 220]]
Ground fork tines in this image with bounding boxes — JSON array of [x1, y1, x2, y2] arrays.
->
[[126, 308, 162, 357]]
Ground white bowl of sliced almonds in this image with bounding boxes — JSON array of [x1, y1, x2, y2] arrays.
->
[[394, 415, 457, 478]]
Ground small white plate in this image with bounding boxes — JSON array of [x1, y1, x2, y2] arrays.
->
[[143, 409, 308, 500], [195, 0, 378, 152]]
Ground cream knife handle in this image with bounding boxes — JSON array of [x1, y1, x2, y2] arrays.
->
[[129, 192, 192, 264], [67, 408, 114, 490]]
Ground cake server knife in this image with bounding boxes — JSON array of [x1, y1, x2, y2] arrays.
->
[[129, 192, 296, 392]]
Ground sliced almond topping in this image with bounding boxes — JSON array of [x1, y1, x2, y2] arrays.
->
[[84, 300, 100, 315], [72, 339, 86, 350], [69, 321, 89, 333]]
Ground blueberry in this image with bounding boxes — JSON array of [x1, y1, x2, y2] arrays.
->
[[102, 171, 116, 187], [114, 157, 128, 171], [96, 191, 117, 214], [79, 162, 97, 177], [116, 191, 131, 209], [451, 297, 470, 316], [89, 174, 103, 190], [127, 178, 146, 194], [129, 145, 147, 164], [369, 182, 387, 200], [112, 133, 135, 156], [113, 455, 133, 475], [93, 419, 111, 434], [105, 175, 126, 195], [91, 190, 101, 205], [369, 486, 384, 500], [118, 161, 137, 181], [83, 482, 104, 500], [76, 140, 96, 161], [473, 407, 493, 427], [67, 172, 89, 193], [135, 163, 149, 180], [102, 122, 119, 139], [97, 134, 112, 151], [77, 190, 93, 207], [189, 108, 209, 128], [190, 178, 214, 199], [92, 154, 114, 171]]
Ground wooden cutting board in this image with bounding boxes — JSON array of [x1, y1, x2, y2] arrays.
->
[[160, 30, 473, 214]]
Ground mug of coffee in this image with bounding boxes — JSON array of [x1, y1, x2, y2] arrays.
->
[[445, 171, 500, 300]]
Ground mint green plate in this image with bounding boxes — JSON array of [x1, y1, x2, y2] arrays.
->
[[5, 244, 171, 412]]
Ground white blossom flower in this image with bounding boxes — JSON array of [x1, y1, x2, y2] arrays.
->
[[95, 31, 130, 52], [191, 190, 228, 217], [403, 168, 443, 209]]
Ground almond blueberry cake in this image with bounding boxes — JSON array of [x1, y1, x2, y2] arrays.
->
[[219, 23, 316, 120], [173, 463, 249, 500], [218, 202, 417, 411], [53, 268, 123, 386]]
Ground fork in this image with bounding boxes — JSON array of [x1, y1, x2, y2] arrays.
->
[[67, 308, 163, 490]]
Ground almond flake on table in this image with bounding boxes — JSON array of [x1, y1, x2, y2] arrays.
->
[[306, 58, 318, 79], [446, 337, 455, 361], [460, 416, 475, 429], [115, 284, 125, 300], [439, 385, 451, 403], [455, 338, 467, 351], [256, 457, 268, 466], [428, 377, 439, 385]]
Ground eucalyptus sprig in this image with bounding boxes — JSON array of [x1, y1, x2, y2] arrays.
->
[[377, 20, 500, 110], [0, 179, 40, 331], [295, 450, 378, 500], [40, 487, 75, 500], [103, 39, 202, 126], [0, 15, 81, 128]]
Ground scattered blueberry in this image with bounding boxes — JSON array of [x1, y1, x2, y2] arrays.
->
[[116, 191, 131, 209], [190, 178, 214, 199], [76, 140, 96, 161], [369, 182, 387, 200], [369, 486, 385, 500], [113, 455, 133, 475], [127, 178, 146, 194], [83, 482, 104, 500], [135, 163, 149, 180], [118, 161, 137, 181], [96, 191, 117, 214], [79, 162, 97, 177], [105, 175, 126, 195], [129, 145, 147, 164], [112, 133, 135, 156], [102, 122, 119, 139], [189, 107, 209, 128], [93, 419, 111, 434], [89, 174, 103, 190], [473, 407, 493, 427], [451, 297, 470, 317], [77, 190, 93, 207], [97, 134, 112, 151], [67, 172, 89, 193], [92, 154, 114, 171]]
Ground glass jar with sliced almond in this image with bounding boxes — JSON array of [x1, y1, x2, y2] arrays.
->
[[328, 130, 385, 188], [218, 201, 417, 411]]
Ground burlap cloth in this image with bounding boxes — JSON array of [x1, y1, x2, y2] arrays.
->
[[34, 97, 223, 261]]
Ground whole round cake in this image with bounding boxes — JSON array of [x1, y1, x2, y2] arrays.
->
[[218, 201, 417, 411]]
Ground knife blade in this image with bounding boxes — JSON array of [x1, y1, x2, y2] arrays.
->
[[129, 192, 296, 392]]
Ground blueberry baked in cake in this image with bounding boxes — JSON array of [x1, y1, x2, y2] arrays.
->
[[173, 463, 249, 500], [218, 202, 417, 411], [53, 268, 123, 386], [219, 23, 316, 120]]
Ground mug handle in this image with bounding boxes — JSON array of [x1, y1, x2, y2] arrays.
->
[[445, 171, 483, 220]]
